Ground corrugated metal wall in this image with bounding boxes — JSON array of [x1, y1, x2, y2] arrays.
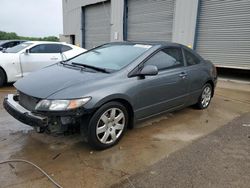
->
[[126, 0, 175, 41], [195, 0, 250, 69], [84, 1, 111, 49], [63, 0, 119, 47]]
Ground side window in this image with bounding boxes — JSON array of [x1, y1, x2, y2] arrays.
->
[[30, 45, 46, 53], [45, 44, 61, 53], [3, 42, 15, 48], [145, 47, 184, 71], [30, 44, 61, 53], [184, 49, 200, 66], [61, 45, 72, 52]]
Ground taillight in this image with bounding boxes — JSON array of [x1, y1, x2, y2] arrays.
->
[[211, 65, 217, 78]]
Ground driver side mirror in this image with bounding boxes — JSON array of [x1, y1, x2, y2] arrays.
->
[[139, 65, 158, 76], [24, 49, 29, 54]]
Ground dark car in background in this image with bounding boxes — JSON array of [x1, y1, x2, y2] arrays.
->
[[3, 41, 217, 149], [0, 40, 26, 51]]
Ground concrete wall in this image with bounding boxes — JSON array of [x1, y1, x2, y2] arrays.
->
[[62, 0, 199, 48], [59, 34, 71, 43]]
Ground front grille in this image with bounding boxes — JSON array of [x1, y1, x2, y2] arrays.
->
[[19, 92, 40, 111]]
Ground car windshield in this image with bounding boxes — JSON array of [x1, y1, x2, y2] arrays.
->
[[5, 42, 33, 53], [68, 44, 152, 71], [0, 40, 7, 45]]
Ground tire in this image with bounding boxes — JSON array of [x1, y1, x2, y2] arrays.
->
[[196, 83, 212, 109], [87, 101, 128, 150], [35, 126, 45, 133], [0, 68, 6, 87]]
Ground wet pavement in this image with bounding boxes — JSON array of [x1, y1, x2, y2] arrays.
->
[[114, 113, 250, 188], [0, 80, 250, 188]]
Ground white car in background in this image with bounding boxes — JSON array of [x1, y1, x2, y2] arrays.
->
[[0, 41, 86, 86]]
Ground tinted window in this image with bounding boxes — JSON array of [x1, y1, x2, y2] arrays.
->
[[15, 41, 21, 45], [61, 45, 72, 52], [145, 47, 184, 70], [3, 42, 16, 48], [30, 45, 46, 53], [68, 44, 151, 71], [184, 49, 200, 66], [30, 44, 61, 53]]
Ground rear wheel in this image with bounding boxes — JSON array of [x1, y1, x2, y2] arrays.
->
[[196, 83, 212, 109], [87, 101, 128, 150], [0, 69, 6, 87]]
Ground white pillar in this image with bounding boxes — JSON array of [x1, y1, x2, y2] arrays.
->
[[172, 0, 199, 49], [110, 0, 124, 41]]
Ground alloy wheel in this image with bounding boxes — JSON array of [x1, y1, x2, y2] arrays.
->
[[96, 108, 125, 144], [201, 86, 212, 108]]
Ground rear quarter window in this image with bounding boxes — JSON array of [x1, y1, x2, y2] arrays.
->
[[61, 45, 72, 52], [184, 49, 201, 66]]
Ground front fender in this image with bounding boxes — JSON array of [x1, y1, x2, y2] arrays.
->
[[85, 93, 133, 110], [0, 54, 21, 82]]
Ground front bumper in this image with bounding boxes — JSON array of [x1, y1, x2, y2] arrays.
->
[[3, 94, 48, 127]]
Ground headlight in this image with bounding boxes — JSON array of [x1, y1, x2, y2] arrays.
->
[[35, 97, 91, 111]]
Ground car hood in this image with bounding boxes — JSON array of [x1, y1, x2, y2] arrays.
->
[[0, 52, 18, 63], [14, 63, 110, 99]]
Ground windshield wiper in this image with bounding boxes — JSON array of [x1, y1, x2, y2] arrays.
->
[[71, 62, 109, 73], [60, 61, 85, 69]]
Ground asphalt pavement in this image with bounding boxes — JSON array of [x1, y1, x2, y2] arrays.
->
[[114, 113, 250, 188]]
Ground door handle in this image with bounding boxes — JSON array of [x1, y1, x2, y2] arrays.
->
[[179, 72, 187, 79], [51, 57, 58, 60]]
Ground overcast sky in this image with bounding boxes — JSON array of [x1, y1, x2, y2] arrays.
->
[[0, 0, 63, 37]]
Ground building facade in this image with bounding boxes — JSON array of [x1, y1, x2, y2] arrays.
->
[[62, 0, 250, 70]]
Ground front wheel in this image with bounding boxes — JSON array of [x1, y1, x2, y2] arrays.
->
[[87, 101, 128, 150], [196, 83, 212, 109]]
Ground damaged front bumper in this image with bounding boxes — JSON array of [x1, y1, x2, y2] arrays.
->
[[3, 94, 48, 127], [3, 94, 93, 134]]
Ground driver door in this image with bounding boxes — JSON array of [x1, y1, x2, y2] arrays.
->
[[134, 47, 189, 120]]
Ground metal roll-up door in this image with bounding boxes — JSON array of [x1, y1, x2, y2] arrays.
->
[[126, 0, 175, 41], [84, 1, 111, 49], [195, 0, 250, 69]]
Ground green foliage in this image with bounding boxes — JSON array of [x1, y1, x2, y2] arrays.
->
[[0, 31, 59, 42]]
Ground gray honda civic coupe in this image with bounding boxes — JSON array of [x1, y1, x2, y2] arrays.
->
[[4, 42, 217, 149]]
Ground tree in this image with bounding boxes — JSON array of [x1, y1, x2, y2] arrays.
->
[[0, 31, 59, 42]]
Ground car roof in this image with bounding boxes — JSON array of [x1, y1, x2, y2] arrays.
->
[[23, 41, 67, 45], [106, 41, 185, 48]]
